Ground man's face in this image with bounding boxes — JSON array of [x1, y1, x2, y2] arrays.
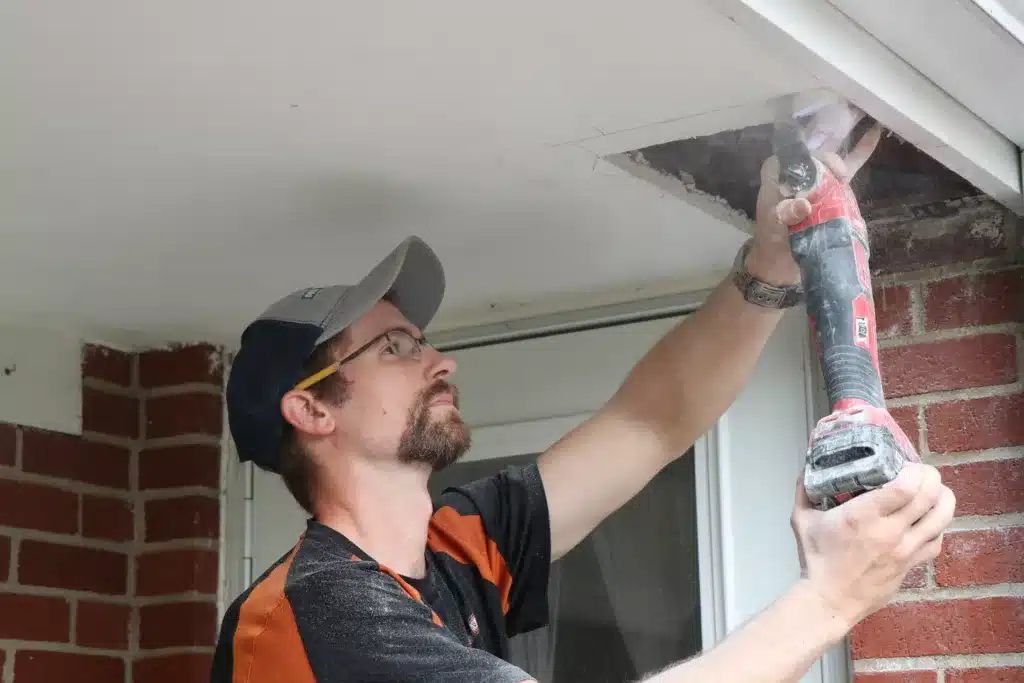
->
[[327, 300, 470, 470]]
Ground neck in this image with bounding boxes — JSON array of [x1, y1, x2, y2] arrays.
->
[[314, 454, 434, 579]]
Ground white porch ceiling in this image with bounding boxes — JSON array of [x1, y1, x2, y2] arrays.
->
[[6, 0, 1020, 349], [4, 0, 818, 348]]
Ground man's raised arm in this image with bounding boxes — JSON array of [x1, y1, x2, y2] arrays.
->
[[538, 127, 883, 561]]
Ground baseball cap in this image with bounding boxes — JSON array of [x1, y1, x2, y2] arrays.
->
[[226, 235, 445, 473]]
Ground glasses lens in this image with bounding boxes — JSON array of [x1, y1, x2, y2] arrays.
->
[[388, 329, 422, 358]]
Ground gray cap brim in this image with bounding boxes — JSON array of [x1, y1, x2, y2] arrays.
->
[[316, 235, 445, 345]]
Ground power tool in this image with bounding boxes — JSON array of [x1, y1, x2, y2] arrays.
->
[[773, 99, 921, 510]]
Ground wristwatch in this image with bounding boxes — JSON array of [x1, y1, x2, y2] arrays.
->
[[730, 239, 804, 309]]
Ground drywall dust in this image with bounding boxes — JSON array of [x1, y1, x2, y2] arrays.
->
[[622, 149, 753, 226], [968, 214, 1008, 247]]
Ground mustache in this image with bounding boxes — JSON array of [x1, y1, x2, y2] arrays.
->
[[421, 380, 459, 408]]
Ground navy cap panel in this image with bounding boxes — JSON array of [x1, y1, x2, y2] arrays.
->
[[226, 319, 324, 473]]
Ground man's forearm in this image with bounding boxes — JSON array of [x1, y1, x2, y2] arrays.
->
[[537, 245, 800, 561], [614, 254, 794, 455], [641, 580, 848, 683]]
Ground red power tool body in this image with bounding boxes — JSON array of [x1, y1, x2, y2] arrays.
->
[[774, 120, 921, 510]]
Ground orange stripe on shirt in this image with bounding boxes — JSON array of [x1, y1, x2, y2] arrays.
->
[[232, 543, 316, 683], [427, 506, 513, 614]]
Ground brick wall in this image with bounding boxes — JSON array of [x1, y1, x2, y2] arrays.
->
[[851, 198, 1024, 682], [0, 343, 225, 683]]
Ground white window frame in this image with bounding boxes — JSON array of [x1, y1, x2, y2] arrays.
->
[[217, 288, 850, 683]]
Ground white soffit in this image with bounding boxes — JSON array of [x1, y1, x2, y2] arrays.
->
[[686, 0, 1023, 214], [965, 0, 1024, 71], [823, 0, 1024, 146], [823, 0, 1024, 214], [593, 0, 1024, 215]]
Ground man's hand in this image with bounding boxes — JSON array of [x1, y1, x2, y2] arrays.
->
[[635, 461, 955, 683], [745, 123, 883, 286], [791, 461, 956, 629]]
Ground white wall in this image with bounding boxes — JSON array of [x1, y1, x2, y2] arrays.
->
[[0, 324, 84, 434]]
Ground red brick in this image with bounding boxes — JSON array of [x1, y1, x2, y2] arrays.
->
[[82, 386, 139, 439], [82, 344, 133, 387], [881, 334, 1017, 398], [137, 548, 219, 596], [82, 495, 134, 542], [926, 394, 1024, 452], [948, 667, 1024, 683], [939, 459, 1024, 516], [935, 527, 1024, 587], [134, 653, 214, 683], [145, 495, 219, 542], [0, 593, 70, 642], [139, 601, 217, 649], [0, 422, 15, 467], [140, 343, 223, 388], [901, 563, 928, 589], [874, 284, 914, 338], [869, 208, 1015, 276], [855, 673, 937, 683], [14, 651, 124, 683], [926, 268, 1024, 330], [0, 535, 9, 581], [890, 406, 921, 452], [851, 596, 1024, 658], [76, 601, 131, 650], [18, 540, 127, 595], [22, 428, 131, 489], [145, 392, 222, 439], [0, 478, 78, 534], [139, 443, 220, 490]]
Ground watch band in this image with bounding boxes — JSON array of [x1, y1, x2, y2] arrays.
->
[[730, 239, 804, 309]]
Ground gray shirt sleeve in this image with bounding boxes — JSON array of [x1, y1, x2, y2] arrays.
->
[[287, 559, 537, 683]]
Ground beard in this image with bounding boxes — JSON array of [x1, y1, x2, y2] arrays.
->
[[396, 380, 471, 471]]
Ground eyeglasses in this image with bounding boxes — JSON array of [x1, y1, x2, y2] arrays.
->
[[294, 327, 430, 391]]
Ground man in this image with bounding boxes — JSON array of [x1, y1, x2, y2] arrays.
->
[[213, 127, 955, 683]]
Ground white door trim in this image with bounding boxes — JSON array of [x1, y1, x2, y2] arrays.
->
[[427, 289, 711, 350], [218, 432, 249, 622], [694, 422, 728, 648]]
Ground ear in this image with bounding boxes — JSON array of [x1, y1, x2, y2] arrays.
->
[[280, 389, 336, 438]]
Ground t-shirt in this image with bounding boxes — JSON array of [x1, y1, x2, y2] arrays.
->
[[210, 462, 552, 683]]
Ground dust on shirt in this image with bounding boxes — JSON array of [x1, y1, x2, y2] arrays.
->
[[210, 462, 551, 683]]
